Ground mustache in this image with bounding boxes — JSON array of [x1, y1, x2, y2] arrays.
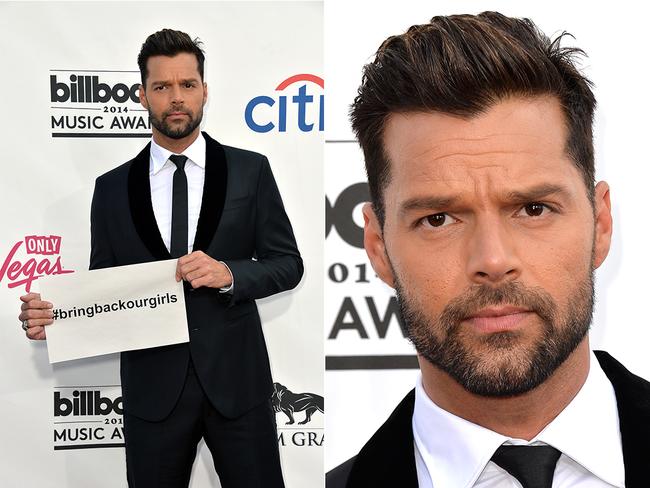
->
[[163, 107, 192, 117], [438, 281, 556, 330]]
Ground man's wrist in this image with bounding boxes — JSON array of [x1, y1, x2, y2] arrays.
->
[[218, 261, 234, 293]]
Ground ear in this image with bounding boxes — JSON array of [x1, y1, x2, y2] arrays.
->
[[592, 181, 612, 269], [139, 85, 148, 110], [363, 203, 395, 288], [203, 82, 208, 106]]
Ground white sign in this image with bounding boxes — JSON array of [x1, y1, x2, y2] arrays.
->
[[39, 260, 188, 363]]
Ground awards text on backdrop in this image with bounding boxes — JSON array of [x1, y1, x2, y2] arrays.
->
[[39, 260, 188, 363]]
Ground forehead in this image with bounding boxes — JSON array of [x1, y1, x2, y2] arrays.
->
[[381, 96, 584, 207], [145, 53, 200, 81]]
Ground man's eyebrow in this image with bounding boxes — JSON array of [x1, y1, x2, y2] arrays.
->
[[150, 78, 199, 86], [399, 195, 460, 216], [398, 184, 573, 217], [506, 183, 573, 203]]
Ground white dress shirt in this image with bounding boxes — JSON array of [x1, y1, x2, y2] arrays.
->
[[413, 350, 625, 488], [150, 133, 206, 254], [149, 133, 232, 290]]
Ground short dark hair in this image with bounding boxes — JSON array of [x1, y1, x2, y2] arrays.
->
[[350, 11, 596, 226], [137, 29, 205, 87]]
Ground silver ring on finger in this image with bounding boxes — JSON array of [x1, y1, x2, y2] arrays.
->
[[21, 320, 29, 331]]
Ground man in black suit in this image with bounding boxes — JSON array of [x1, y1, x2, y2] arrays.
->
[[20, 29, 302, 487], [328, 12, 649, 488]]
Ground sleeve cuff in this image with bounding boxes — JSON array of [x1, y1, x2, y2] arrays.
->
[[218, 261, 234, 294]]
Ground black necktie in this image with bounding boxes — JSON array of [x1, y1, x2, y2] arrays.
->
[[491, 445, 561, 488], [169, 155, 188, 258]]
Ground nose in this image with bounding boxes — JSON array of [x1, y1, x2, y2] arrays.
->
[[465, 215, 521, 285], [170, 84, 184, 105]]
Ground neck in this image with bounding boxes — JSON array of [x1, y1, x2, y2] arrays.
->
[[152, 127, 201, 154], [419, 338, 591, 440]]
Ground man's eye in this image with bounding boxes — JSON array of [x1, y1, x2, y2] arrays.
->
[[423, 213, 453, 228], [519, 203, 550, 217]]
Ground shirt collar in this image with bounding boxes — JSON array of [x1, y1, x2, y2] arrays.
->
[[536, 350, 625, 487], [413, 374, 508, 488], [412, 350, 625, 488], [149, 132, 206, 175]]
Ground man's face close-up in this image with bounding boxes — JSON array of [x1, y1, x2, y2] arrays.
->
[[140, 52, 207, 140], [365, 96, 612, 397]]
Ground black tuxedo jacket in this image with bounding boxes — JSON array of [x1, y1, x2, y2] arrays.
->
[[90, 132, 303, 422], [327, 351, 650, 488]]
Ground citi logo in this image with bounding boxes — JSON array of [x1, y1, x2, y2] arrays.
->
[[50, 74, 140, 104], [54, 390, 123, 416], [245, 74, 324, 133]]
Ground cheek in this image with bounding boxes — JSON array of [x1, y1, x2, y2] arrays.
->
[[523, 226, 593, 306], [389, 234, 462, 315], [147, 98, 164, 113]]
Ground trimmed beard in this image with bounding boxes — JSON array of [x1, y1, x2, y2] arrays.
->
[[394, 271, 594, 397], [148, 105, 203, 140]]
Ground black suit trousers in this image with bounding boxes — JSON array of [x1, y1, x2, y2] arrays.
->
[[124, 358, 284, 488]]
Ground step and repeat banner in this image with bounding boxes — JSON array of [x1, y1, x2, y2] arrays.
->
[[325, 0, 650, 471], [0, 2, 323, 487]]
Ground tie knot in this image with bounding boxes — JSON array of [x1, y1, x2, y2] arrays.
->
[[169, 154, 188, 170], [491, 445, 561, 488]]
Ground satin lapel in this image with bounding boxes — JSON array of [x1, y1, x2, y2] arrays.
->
[[595, 350, 650, 488], [127, 142, 171, 260], [192, 132, 227, 252], [348, 390, 419, 487]]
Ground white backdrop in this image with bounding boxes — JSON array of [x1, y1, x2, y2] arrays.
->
[[0, 1, 323, 487], [325, 0, 650, 471]]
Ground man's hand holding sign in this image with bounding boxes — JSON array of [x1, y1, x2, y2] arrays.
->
[[19, 293, 52, 340], [175, 250, 233, 289]]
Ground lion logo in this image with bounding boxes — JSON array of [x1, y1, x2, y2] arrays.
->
[[272, 383, 324, 425]]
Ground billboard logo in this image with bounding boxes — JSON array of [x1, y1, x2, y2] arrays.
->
[[49, 69, 150, 138], [326, 182, 370, 249], [54, 390, 123, 417], [325, 183, 412, 365], [245, 74, 324, 133], [50, 75, 140, 104], [53, 386, 124, 450], [0, 235, 74, 293]]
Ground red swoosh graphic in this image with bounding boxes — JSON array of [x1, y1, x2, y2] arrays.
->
[[275, 74, 324, 90]]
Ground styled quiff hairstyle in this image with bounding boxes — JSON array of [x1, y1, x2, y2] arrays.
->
[[351, 11, 596, 226], [137, 29, 205, 87]]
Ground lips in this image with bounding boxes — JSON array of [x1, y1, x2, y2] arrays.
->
[[465, 306, 533, 333]]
